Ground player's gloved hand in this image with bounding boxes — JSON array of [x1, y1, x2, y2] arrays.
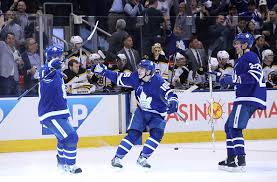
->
[[207, 71, 222, 77], [219, 74, 234, 88], [167, 100, 178, 114], [207, 71, 222, 82], [48, 58, 62, 69], [92, 63, 107, 75]]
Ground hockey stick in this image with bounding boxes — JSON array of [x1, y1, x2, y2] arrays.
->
[[207, 38, 224, 151], [159, 95, 187, 123], [17, 21, 99, 100]]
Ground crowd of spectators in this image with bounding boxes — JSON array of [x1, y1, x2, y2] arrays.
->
[[0, 0, 277, 97]]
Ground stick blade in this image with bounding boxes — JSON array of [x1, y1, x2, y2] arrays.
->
[[87, 20, 99, 40]]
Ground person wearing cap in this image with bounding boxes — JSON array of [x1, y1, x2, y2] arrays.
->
[[258, 0, 269, 21]]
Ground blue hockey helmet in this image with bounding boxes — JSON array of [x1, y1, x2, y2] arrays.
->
[[138, 59, 155, 75], [234, 33, 254, 48], [45, 45, 64, 61]]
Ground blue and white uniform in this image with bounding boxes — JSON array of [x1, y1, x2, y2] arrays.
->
[[221, 34, 267, 159], [233, 51, 266, 110], [96, 60, 178, 164], [38, 64, 70, 124], [37, 46, 81, 172]]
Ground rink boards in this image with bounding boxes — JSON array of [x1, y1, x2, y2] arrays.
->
[[0, 90, 277, 152]]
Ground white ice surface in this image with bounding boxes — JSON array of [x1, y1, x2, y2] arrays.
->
[[0, 140, 277, 182]]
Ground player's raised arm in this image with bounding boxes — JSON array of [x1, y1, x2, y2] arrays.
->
[[39, 46, 64, 80], [92, 63, 135, 88]]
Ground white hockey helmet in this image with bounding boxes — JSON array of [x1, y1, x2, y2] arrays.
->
[[89, 53, 101, 61], [210, 57, 218, 70], [217, 50, 230, 60], [70, 36, 83, 45], [262, 49, 274, 60], [175, 52, 185, 60], [117, 53, 127, 60]]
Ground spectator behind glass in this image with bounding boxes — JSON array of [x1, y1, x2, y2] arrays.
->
[[14, 0, 28, 32], [141, 0, 165, 56], [246, 20, 260, 36], [258, 0, 269, 21], [262, 7, 277, 48], [208, 14, 232, 56], [124, 0, 144, 49], [107, 0, 126, 33], [174, 2, 193, 43], [21, 38, 41, 95], [193, 0, 210, 49], [0, 10, 24, 49], [236, 16, 247, 34], [108, 19, 129, 56], [239, 0, 263, 30], [156, 0, 178, 30], [0, 32, 22, 96], [0, 0, 2, 14], [225, 5, 238, 30]]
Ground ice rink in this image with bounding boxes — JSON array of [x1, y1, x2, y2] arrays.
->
[[0, 140, 277, 182]]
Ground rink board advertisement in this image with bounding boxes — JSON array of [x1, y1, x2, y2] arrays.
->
[[165, 89, 277, 132], [0, 95, 123, 141]]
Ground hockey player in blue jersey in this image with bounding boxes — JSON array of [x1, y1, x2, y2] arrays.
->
[[217, 33, 267, 172], [38, 46, 82, 174], [92, 59, 178, 168]]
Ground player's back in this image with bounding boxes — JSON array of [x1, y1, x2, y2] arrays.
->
[[38, 65, 70, 123], [234, 51, 266, 110]]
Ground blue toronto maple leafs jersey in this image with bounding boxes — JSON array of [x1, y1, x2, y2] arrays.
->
[[38, 64, 70, 124], [104, 70, 178, 116], [233, 51, 266, 110]]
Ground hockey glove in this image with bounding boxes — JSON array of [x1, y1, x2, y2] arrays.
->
[[167, 100, 178, 114], [207, 71, 222, 77], [48, 58, 62, 69], [207, 71, 222, 82], [219, 74, 234, 88], [92, 63, 107, 75]]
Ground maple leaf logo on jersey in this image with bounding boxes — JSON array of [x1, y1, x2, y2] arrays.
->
[[138, 90, 152, 109]]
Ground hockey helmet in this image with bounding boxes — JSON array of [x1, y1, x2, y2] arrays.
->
[[175, 52, 185, 60], [210, 57, 218, 70], [70, 36, 83, 45], [217, 50, 230, 60], [45, 45, 63, 61], [262, 49, 274, 60], [234, 33, 255, 48], [138, 59, 155, 75]]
